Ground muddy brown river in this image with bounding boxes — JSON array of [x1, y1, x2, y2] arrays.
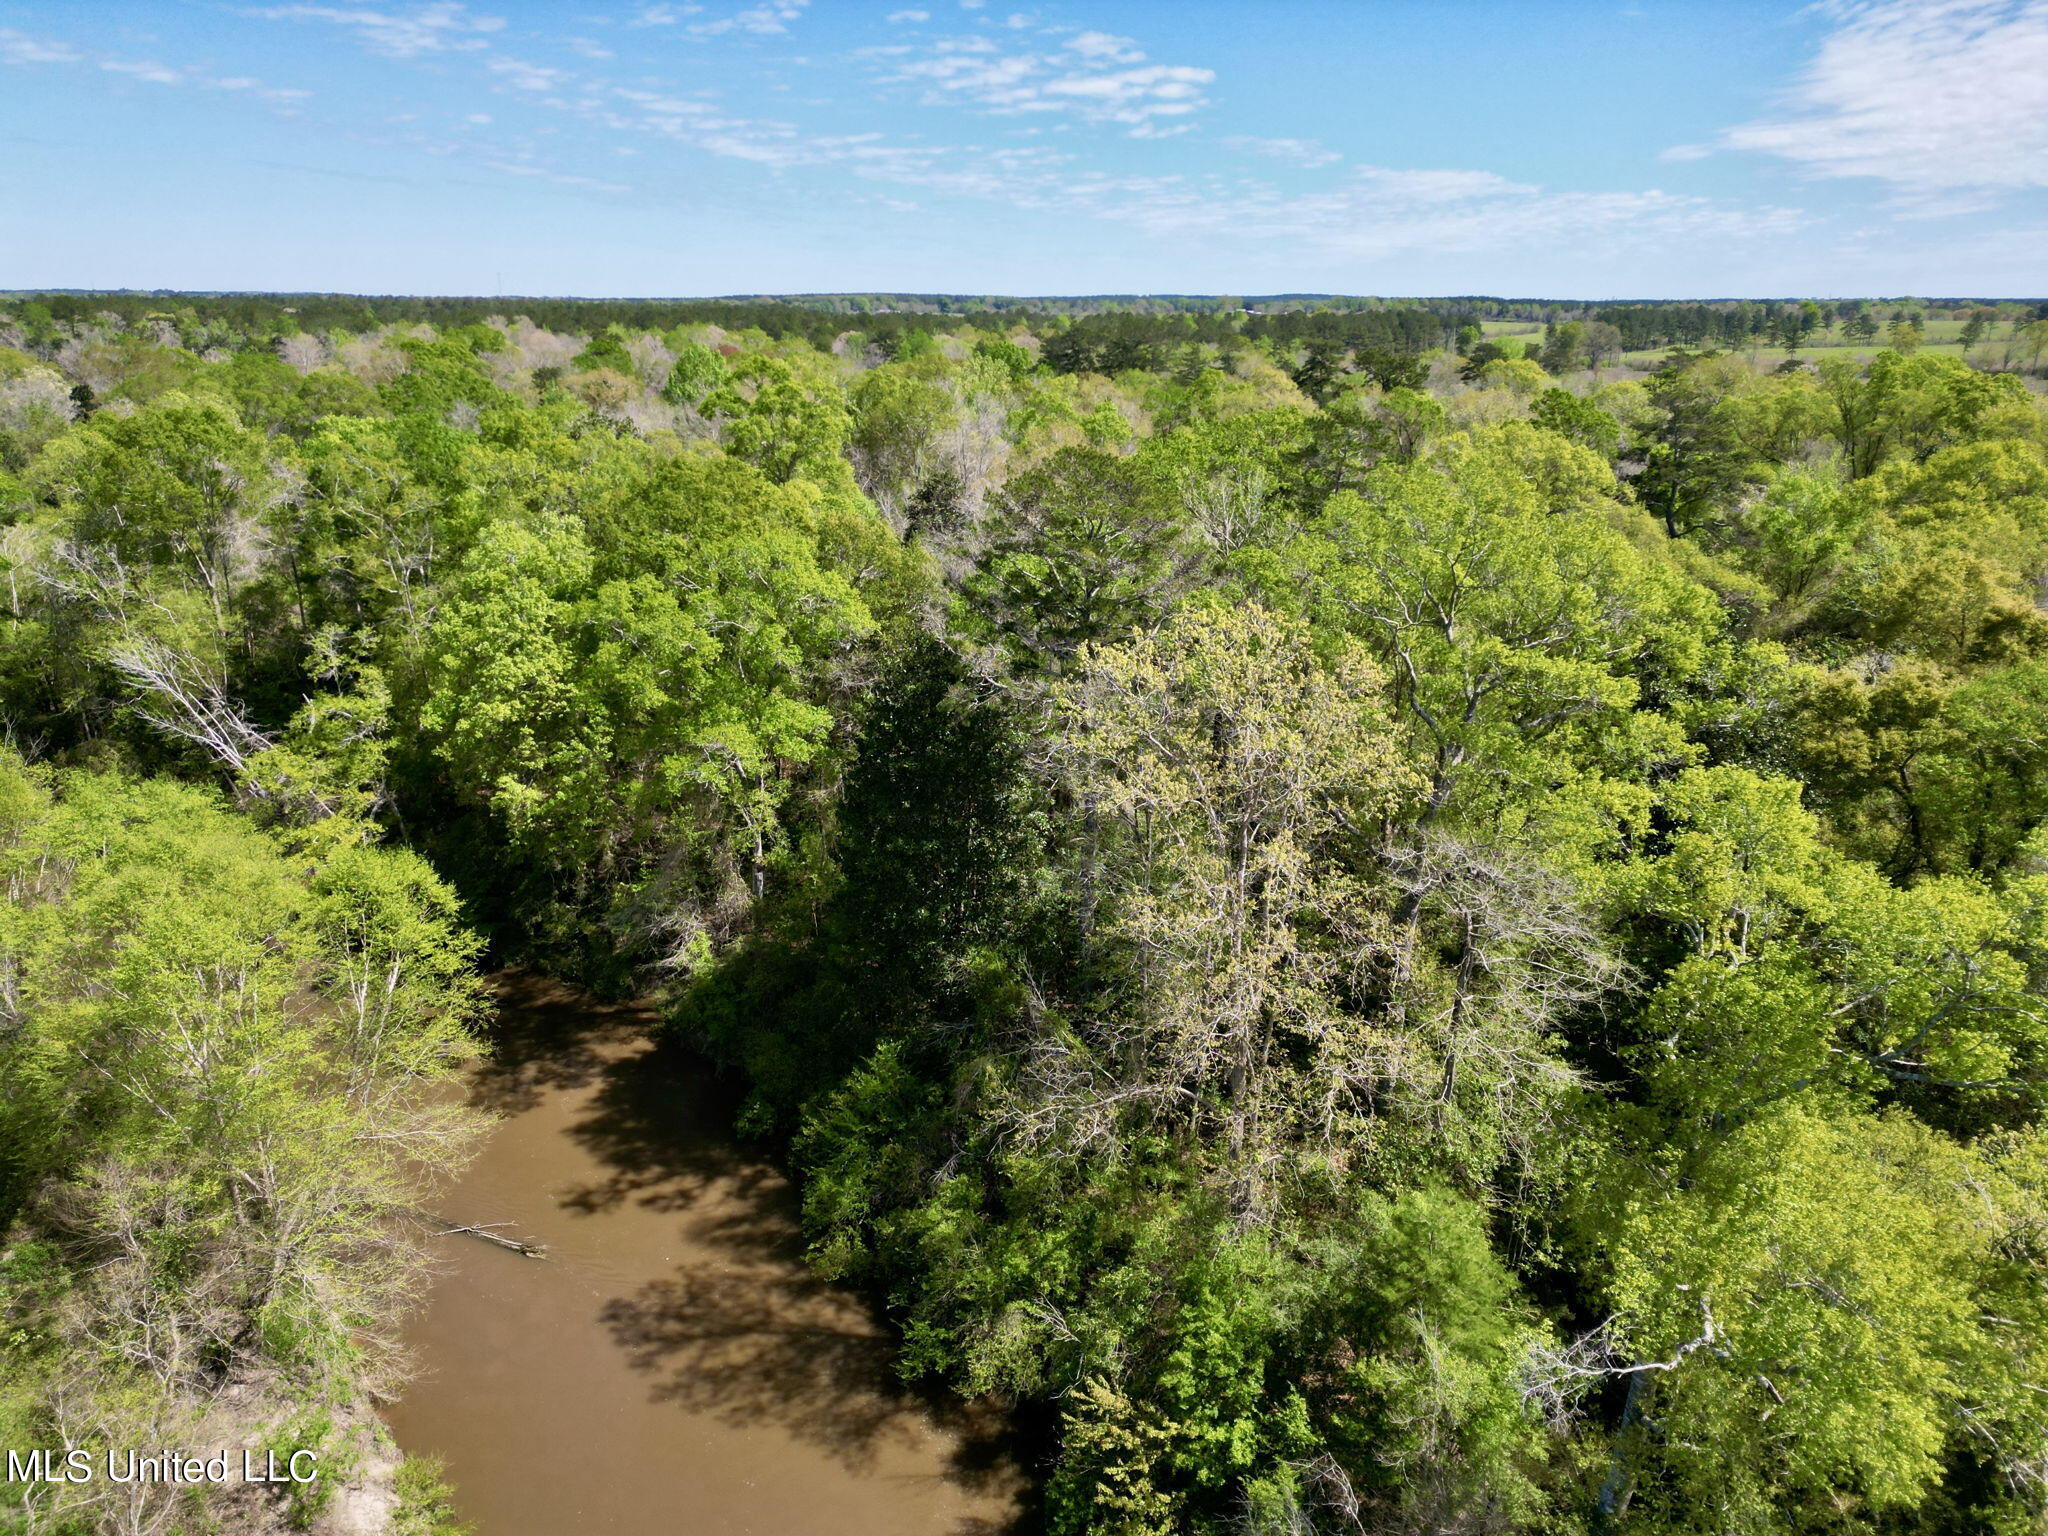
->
[[383, 973, 1025, 1535]]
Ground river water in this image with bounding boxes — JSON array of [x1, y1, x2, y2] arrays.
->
[[383, 972, 1025, 1535]]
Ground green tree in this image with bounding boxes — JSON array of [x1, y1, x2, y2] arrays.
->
[[965, 446, 1190, 673], [847, 367, 957, 522], [35, 392, 275, 637], [0, 756, 482, 1534], [1530, 387, 1622, 459], [705, 356, 854, 486], [659, 340, 727, 405], [1632, 355, 1761, 539]]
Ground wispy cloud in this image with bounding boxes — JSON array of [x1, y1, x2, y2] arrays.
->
[[1, 25, 308, 102], [686, 0, 808, 35], [486, 55, 569, 91], [886, 8, 930, 21], [631, 0, 806, 35], [101, 58, 186, 85], [245, 2, 506, 59], [1035, 164, 1807, 262], [871, 26, 1213, 132], [0, 28, 80, 64], [286, 10, 1794, 261], [484, 158, 630, 192], [1062, 30, 1144, 64], [1226, 135, 1343, 169], [1710, 0, 2048, 212]]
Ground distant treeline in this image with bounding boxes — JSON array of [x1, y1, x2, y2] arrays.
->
[[7, 290, 2044, 360]]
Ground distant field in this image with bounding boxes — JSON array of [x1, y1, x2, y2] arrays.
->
[[1471, 315, 2034, 370], [1478, 319, 1545, 355], [1617, 340, 1981, 368]]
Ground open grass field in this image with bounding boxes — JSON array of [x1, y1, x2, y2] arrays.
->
[[1476, 314, 2040, 372], [1617, 340, 1980, 367]]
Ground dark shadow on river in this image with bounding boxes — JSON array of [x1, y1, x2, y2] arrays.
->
[[384, 971, 1031, 1536]]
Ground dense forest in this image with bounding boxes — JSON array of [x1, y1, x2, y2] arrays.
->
[[4, 288, 2048, 1535]]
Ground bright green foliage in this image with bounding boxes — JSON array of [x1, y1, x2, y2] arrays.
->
[[1531, 386, 1622, 458], [1820, 350, 2034, 478], [193, 349, 384, 439], [393, 1455, 475, 1536], [847, 366, 957, 518], [973, 334, 1034, 381], [379, 335, 510, 419], [1137, 407, 1309, 551], [1560, 762, 2048, 1524], [1808, 439, 2048, 668], [659, 340, 727, 405], [1476, 356, 1549, 396], [1603, 764, 2048, 1117], [288, 415, 455, 640], [1585, 1105, 2048, 1530], [1275, 423, 1721, 820], [571, 327, 637, 376], [34, 392, 275, 643], [0, 756, 481, 1532], [419, 454, 878, 960], [705, 355, 855, 486]]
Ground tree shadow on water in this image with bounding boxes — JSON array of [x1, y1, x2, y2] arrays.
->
[[597, 1268, 1029, 1523], [559, 1027, 789, 1233], [468, 969, 663, 1115]]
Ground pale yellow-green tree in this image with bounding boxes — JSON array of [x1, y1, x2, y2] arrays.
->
[[1033, 601, 1421, 1208]]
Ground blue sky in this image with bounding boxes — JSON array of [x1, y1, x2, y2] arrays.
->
[[2, 0, 2044, 297]]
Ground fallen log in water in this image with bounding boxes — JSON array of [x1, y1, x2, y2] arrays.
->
[[406, 1209, 548, 1258], [440, 1221, 547, 1258]]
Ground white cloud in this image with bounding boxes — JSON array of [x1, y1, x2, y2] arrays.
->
[[1041, 64, 1207, 113], [0, 28, 80, 64], [1227, 135, 1343, 169], [875, 27, 1214, 130], [1713, 0, 2048, 211], [486, 55, 569, 91], [2, 26, 307, 102], [101, 58, 184, 84], [245, 2, 505, 58], [688, 0, 808, 35], [567, 36, 615, 58], [886, 8, 931, 21], [555, 77, 1795, 267], [1063, 164, 1807, 261], [484, 159, 630, 192], [1063, 30, 1144, 63]]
